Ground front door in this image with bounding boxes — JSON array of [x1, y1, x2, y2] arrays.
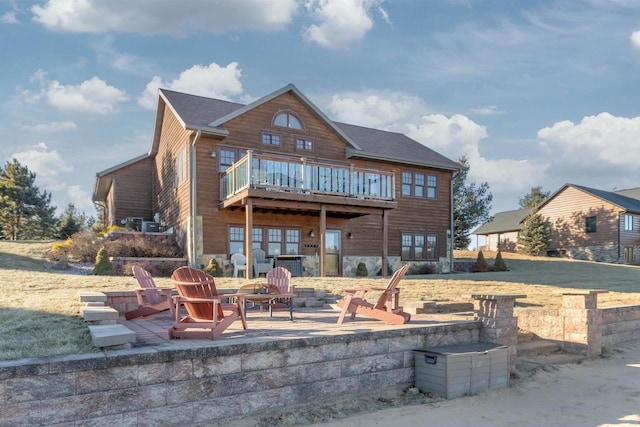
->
[[325, 230, 341, 276]]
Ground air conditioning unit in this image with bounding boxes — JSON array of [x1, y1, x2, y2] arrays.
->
[[141, 221, 160, 233]]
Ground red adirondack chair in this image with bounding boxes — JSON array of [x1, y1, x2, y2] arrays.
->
[[169, 266, 247, 339], [125, 266, 174, 320], [336, 263, 412, 325], [266, 266, 295, 320]]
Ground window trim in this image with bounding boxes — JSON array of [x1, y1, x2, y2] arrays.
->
[[624, 214, 634, 231], [295, 137, 314, 152], [585, 215, 597, 233], [401, 171, 437, 199], [229, 225, 301, 256]]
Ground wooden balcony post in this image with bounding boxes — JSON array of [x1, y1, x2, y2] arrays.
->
[[245, 199, 254, 279]]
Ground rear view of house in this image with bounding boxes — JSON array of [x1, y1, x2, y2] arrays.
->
[[93, 84, 460, 277]]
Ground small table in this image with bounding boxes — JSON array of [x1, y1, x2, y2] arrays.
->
[[238, 284, 294, 320]]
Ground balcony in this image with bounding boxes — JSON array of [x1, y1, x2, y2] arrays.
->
[[221, 151, 395, 200]]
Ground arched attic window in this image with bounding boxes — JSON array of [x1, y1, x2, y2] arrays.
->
[[273, 111, 303, 130]]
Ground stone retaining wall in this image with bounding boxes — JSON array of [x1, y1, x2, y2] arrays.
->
[[0, 322, 481, 425], [515, 293, 640, 356]]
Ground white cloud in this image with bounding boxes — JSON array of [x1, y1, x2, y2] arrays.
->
[[538, 112, 640, 170], [31, 0, 298, 35], [631, 30, 640, 61], [20, 121, 77, 133], [45, 76, 128, 115], [323, 89, 547, 200], [303, 0, 383, 49], [138, 62, 243, 109], [327, 91, 427, 129], [2, 11, 19, 24], [66, 184, 94, 213], [470, 105, 503, 115], [24, 70, 129, 115], [12, 142, 73, 192]]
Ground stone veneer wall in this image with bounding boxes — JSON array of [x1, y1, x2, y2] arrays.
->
[[0, 323, 481, 425], [566, 245, 619, 263]]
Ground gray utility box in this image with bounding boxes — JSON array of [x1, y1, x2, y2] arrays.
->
[[414, 342, 510, 399]]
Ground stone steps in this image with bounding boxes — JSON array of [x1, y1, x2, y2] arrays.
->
[[77, 291, 137, 348], [515, 338, 586, 375]]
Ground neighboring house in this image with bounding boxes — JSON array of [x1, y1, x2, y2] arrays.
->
[[473, 208, 532, 252], [92, 84, 461, 277], [536, 184, 640, 263]]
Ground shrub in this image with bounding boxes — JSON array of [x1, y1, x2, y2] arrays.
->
[[93, 246, 115, 276], [473, 250, 488, 273], [493, 250, 509, 272], [204, 258, 223, 277], [355, 262, 368, 277], [69, 230, 103, 262]]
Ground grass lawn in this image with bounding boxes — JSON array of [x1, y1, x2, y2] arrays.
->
[[2, 241, 640, 361]]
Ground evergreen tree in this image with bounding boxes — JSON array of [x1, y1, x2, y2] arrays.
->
[[493, 250, 508, 271], [453, 155, 493, 249], [0, 159, 58, 240], [473, 250, 488, 272], [93, 246, 115, 275], [518, 213, 550, 256], [57, 203, 86, 239], [519, 186, 550, 209]]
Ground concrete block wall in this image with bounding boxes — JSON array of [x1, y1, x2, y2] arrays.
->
[[0, 322, 481, 425]]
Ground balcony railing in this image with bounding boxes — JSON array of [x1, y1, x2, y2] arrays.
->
[[221, 151, 395, 202]]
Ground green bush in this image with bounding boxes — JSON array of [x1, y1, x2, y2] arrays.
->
[[493, 250, 509, 272], [473, 250, 488, 273], [204, 258, 223, 277], [355, 262, 368, 277], [93, 246, 115, 276]]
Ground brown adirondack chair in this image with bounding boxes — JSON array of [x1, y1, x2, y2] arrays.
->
[[336, 263, 412, 325], [125, 266, 174, 320], [266, 267, 295, 320], [169, 266, 247, 339]]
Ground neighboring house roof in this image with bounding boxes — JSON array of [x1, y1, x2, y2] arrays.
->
[[537, 183, 640, 215], [613, 187, 640, 200], [473, 208, 532, 235]]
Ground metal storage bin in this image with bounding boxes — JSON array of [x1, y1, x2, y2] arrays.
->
[[414, 342, 510, 399]]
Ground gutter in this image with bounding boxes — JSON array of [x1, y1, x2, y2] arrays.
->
[[450, 177, 454, 272], [190, 129, 202, 266]]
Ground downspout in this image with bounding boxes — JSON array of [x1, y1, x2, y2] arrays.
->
[[450, 176, 455, 272], [190, 129, 202, 266]]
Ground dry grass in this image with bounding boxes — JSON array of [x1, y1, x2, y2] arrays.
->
[[2, 241, 640, 361]]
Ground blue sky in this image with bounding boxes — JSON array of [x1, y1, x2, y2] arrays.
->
[[1, 0, 639, 220]]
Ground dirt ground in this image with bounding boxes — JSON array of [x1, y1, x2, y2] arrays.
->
[[235, 340, 640, 427]]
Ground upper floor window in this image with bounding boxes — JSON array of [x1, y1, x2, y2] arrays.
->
[[262, 132, 281, 146], [274, 112, 302, 129], [219, 147, 246, 172], [402, 171, 437, 199], [585, 215, 597, 233], [624, 214, 634, 231], [296, 138, 313, 151]]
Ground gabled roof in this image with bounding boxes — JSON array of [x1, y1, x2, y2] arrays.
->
[[153, 84, 460, 172], [473, 208, 531, 235], [613, 187, 640, 200], [92, 153, 150, 202], [538, 183, 640, 214], [338, 122, 461, 170]]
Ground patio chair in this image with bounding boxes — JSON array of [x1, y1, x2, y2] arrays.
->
[[125, 266, 174, 320], [231, 251, 247, 278], [266, 267, 295, 320], [168, 266, 247, 339], [252, 248, 273, 277], [336, 263, 412, 325]]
